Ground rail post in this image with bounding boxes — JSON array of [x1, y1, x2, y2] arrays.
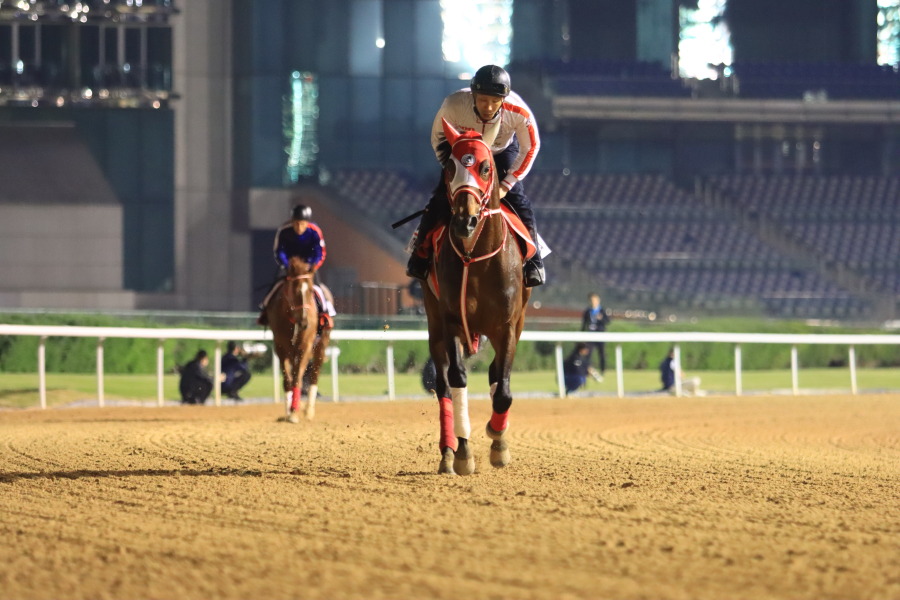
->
[[615, 344, 624, 398], [96, 337, 105, 407], [555, 343, 565, 398], [38, 336, 47, 409], [156, 340, 165, 406], [791, 345, 799, 395]]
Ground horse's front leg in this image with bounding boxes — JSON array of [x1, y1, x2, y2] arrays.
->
[[446, 330, 475, 475], [297, 344, 315, 420], [286, 349, 303, 423]]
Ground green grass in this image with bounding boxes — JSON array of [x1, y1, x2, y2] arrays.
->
[[1, 367, 897, 409]]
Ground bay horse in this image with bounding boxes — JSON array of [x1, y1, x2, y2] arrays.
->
[[267, 256, 319, 422], [422, 118, 532, 475]]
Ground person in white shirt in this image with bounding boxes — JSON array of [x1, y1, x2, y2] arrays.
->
[[406, 64, 545, 287]]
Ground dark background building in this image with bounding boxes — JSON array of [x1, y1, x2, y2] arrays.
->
[[1, 0, 897, 319]]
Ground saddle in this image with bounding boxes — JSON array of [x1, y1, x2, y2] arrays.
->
[[423, 204, 537, 300]]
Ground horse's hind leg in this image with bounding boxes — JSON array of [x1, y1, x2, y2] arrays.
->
[[304, 326, 331, 420]]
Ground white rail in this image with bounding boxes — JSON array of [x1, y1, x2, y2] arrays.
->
[[1, 324, 899, 408]]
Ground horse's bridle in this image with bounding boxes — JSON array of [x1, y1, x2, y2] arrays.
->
[[284, 272, 315, 325], [445, 137, 505, 263]]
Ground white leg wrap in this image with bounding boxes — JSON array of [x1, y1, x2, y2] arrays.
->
[[307, 384, 318, 409], [450, 387, 470, 439]]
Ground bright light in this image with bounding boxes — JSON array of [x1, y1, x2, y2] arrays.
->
[[441, 0, 512, 75], [678, 0, 732, 80], [878, 0, 900, 66], [375, 38, 385, 49]]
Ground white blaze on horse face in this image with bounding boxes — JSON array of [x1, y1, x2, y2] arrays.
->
[[448, 153, 484, 196]]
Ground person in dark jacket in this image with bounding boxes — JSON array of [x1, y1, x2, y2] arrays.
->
[[221, 341, 251, 401], [179, 349, 217, 405], [580, 293, 611, 379], [659, 348, 676, 392], [563, 343, 593, 395]]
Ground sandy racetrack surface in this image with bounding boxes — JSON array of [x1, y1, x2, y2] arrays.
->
[[1, 394, 898, 600]]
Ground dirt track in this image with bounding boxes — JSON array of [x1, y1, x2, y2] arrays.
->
[[1, 394, 898, 600]]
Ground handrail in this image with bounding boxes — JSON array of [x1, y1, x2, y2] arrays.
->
[[2, 324, 899, 408]]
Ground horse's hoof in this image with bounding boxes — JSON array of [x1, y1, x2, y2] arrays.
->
[[438, 447, 456, 475], [489, 438, 510, 468], [453, 438, 475, 476], [304, 405, 315, 420], [287, 411, 300, 424], [484, 422, 506, 440]]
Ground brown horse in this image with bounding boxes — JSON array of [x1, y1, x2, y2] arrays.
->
[[422, 118, 532, 475], [267, 256, 319, 422]]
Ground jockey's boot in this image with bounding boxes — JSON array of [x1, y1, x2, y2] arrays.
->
[[256, 298, 269, 326], [524, 254, 545, 287], [406, 251, 430, 280]]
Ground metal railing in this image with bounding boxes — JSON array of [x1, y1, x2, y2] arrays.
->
[[2, 324, 899, 408]]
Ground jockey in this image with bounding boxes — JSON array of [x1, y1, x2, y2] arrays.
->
[[406, 64, 545, 287], [257, 204, 335, 327]]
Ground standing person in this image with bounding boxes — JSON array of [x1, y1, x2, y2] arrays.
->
[[257, 203, 327, 326], [179, 349, 220, 405], [221, 341, 251, 401], [581, 293, 611, 380], [405, 64, 546, 287]]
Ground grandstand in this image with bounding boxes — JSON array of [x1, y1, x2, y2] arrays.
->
[[0, 0, 898, 322]]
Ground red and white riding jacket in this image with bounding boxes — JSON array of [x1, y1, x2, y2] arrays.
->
[[430, 89, 541, 193]]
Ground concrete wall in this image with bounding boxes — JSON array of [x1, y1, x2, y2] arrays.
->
[[0, 204, 123, 291]]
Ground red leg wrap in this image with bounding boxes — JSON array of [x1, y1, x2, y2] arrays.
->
[[291, 386, 301, 412], [490, 410, 509, 434], [438, 397, 456, 451]]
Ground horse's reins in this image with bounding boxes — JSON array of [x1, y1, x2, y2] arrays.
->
[[445, 139, 507, 356]]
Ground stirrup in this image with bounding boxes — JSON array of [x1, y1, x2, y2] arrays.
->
[[524, 262, 545, 287]]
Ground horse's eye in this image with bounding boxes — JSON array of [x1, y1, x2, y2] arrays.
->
[[460, 154, 475, 167], [479, 160, 491, 179]]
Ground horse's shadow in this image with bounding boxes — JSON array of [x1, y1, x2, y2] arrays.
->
[[1, 467, 444, 483], [0, 467, 270, 483]]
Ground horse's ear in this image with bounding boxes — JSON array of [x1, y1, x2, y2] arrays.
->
[[442, 118, 461, 146]]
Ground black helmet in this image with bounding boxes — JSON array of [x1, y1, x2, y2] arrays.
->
[[291, 204, 312, 221], [470, 65, 510, 97]]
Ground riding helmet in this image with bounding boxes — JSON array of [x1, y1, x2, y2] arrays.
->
[[470, 65, 510, 98], [291, 204, 312, 221]]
